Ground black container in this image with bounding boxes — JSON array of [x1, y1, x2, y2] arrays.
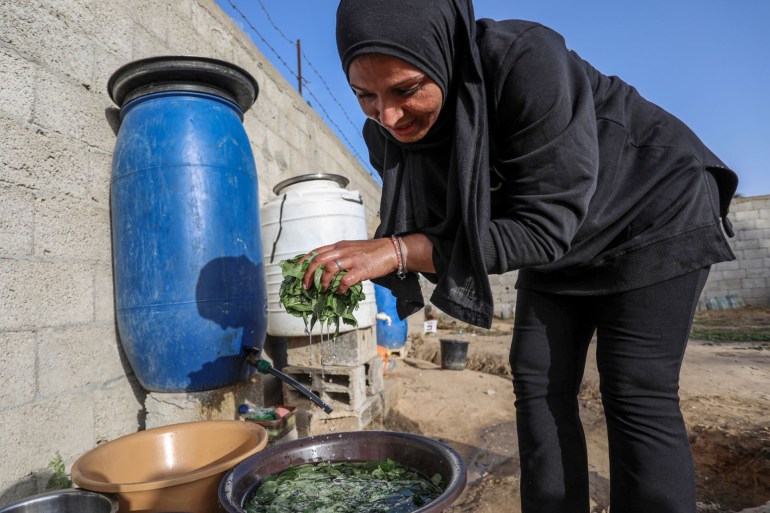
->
[[219, 431, 466, 513], [440, 339, 469, 370]]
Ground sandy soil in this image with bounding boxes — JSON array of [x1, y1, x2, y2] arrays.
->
[[377, 308, 770, 513]]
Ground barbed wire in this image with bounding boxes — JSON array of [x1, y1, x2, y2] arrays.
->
[[250, 0, 364, 137], [224, 0, 375, 175]]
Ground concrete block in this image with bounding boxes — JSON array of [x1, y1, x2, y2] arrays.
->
[[166, 9, 210, 57], [744, 287, 770, 299], [131, 0, 170, 41], [260, 127, 289, 172], [88, 148, 114, 202], [93, 264, 115, 323], [741, 278, 769, 290], [246, 371, 284, 407], [0, 394, 95, 496], [130, 22, 171, 62], [93, 377, 144, 443], [38, 324, 125, 397], [743, 257, 770, 270], [44, 0, 135, 58], [733, 209, 757, 222], [0, 48, 35, 121], [144, 381, 271, 429], [365, 356, 385, 396], [34, 193, 112, 262], [92, 45, 128, 98], [742, 248, 767, 260], [0, 183, 34, 256], [738, 230, 764, 243], [296, 394, 384, 437], [0, 331, 37, 408], [0, 1, 94, 84], [230, 41, 267, 82], [746, 267, 768, 279], [0, 117, 92, 199], [721, 269, 747, 281], [721, 279, 743, 290], [191, 2, 235, 62], [734, 238, 760, 250], [713, 259, 739, 271], [285, 326, 377, 368], [0, 260, 94, 330], [33, 67, 116, 152], [282, 363, 367, 412]]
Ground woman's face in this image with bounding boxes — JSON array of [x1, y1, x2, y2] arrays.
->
[[348, 54, 443, 143]]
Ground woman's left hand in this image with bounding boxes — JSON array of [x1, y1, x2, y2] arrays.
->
[[301, 238, 398, 294]]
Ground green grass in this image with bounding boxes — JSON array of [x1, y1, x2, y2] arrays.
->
[[689, 328, 770, 343]]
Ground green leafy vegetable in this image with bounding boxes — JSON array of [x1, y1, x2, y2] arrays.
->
[[279, 253, 365, 337], [245, 460, 444, 513]]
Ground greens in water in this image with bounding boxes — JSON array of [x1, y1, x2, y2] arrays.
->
[[246, 460, 443, 513], [279, 253, 365, 337]]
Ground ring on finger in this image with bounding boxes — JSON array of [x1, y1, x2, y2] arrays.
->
[[334, 258, 345, 273]]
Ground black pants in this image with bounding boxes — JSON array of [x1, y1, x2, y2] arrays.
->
[[510, 268, 709, 513]]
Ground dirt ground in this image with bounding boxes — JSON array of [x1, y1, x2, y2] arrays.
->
[[377, 307, 770, 513]]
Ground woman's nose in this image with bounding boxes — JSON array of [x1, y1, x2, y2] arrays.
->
[[372, 98, 402, 128]]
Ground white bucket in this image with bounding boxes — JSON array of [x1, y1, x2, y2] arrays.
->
[[260, 173, 376, 336]]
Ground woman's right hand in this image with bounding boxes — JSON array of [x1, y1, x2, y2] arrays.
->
[[301, 238, 398, 295], [300, 233, 436, 295]]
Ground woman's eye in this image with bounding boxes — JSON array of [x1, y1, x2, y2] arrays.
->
[[353, 90, 374, 100], [398, 85, 420, 97]]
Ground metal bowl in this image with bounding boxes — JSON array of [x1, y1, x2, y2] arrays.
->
[[0, 489, 118, 513], [219, 430, 466, 513]]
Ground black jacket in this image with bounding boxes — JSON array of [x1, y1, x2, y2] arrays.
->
[[365, 18, 738, 326], [475, 20, 737, 294]]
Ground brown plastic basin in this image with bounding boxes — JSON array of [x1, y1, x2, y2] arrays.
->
[[71, 420, 268, 513]]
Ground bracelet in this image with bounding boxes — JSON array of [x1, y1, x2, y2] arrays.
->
[[396, 235, 408, 277], [390, 235, 407, 280]]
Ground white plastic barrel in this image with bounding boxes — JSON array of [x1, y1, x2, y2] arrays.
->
[[260, 173, 376, 336]]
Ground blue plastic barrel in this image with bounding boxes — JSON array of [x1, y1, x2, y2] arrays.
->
[[107, 57, 267, 392], [374, 284, 408, 350]]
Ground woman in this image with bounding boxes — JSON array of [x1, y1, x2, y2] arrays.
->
[[301, 1, 739, 511]]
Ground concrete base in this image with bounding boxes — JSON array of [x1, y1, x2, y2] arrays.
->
[[144, 375, 282, 429]]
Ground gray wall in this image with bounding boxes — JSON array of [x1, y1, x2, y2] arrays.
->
[[0, 0, 379, 504], [700, 195, 770, 308]]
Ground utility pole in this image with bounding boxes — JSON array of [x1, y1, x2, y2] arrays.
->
[[296, 39, 302, 96]]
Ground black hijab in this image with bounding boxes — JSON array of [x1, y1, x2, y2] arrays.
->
[[336, 0, 494, 328]]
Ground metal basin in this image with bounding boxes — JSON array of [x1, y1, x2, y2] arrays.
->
[[0, 489, 118, 513], [219, 430, 466, 513]]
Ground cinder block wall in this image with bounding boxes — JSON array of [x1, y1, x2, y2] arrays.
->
[[0, 0, 379, 504], [700, 195, 770, 308]]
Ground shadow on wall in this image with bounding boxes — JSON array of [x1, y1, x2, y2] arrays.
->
[[103, 115, 148, 427], [105, 107, 120, 136], [0, 471, 54, 508], [188, 256, 266, 387]]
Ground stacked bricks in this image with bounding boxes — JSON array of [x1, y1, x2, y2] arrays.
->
[[280, 325, 387, 435], [701, 195, 770, 308]]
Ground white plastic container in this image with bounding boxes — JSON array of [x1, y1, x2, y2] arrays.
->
[[260, 173, 376, 336]]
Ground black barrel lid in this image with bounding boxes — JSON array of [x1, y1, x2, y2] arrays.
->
[[273, 173, 350, 195], [107, 56, 259, 112]]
